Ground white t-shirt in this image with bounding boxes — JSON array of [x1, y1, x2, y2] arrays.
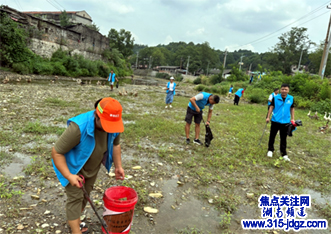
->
[[169, 83, 174, 91], [268, 93, 274, 102], [195, 93, 213, 110]]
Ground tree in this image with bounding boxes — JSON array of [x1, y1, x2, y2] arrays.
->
[[273, 27, 312, 74], [87, 23, 99, 32], [108, 28, 134, 58], [0, 12, 34, 66], [60, 10, 70, 27]]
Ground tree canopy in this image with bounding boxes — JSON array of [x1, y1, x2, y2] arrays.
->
[[108, 28, 134, 58]]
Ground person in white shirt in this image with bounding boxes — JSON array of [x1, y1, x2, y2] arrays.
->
[[165, 77, 176, 108]]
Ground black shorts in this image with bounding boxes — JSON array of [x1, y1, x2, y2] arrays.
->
[[185, 106, 203, 124]]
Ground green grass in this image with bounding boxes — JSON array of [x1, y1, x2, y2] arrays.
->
[[1, 81, 330, 229], [0, 131, 17, 146], [23, 121, 65, 135], [44, 97, 78, 107]]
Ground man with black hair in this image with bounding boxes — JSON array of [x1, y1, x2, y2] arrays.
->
[[185, 92, 220, 145], [266, 84, 295, 161]]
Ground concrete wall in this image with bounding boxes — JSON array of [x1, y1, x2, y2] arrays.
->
[[29, 38, 103, 61]]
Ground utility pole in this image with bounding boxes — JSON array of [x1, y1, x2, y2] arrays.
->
[[186, 56, 190, 75], [297, 42, 312, 73], [180, 57, 183, 69], [149, 56, 152, 69], [206, 61, 210, 76], [222, 49, 228, 77], [135, 51, 139, 69], [249, 63, 252, 73], [319, 4, 331, 78], [239, 54, 245, 71]]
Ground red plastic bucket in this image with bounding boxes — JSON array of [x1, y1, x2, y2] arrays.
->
[[102, 186, 138, 234]]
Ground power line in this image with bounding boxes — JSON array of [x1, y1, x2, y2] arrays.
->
[[247, 10, 330, 47], [51, 0, 65, 11], [46, 0, 62, 11], [236, 1, 331, 49]]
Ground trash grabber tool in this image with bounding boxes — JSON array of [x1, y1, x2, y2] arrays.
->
[[78, 175, 110, 234], [258, 122, 268, 146]]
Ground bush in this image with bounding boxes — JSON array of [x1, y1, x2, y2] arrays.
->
[[32, 61, 53, 75], [209, 74, 222, 85], [220, 85, 229, 95], [175, 74, 183, 82], [12, 63, 30, 74], [156, 72, 170, 79], [294, 97, 313, 109], [210, 86, 221, 94], [52, 62, 67, 76], [248, 88, 266, 104], [311, 99, 331, 113], [195, 84, 206, 91], [200, 75, 209, 85], [203, 87, 211, 92], [193, 77, 201, 84], [319, 80, 331, 100]]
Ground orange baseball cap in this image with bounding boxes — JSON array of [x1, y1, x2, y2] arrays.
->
[[96, 97, 124, 133]]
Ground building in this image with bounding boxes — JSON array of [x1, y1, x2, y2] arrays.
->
[[23, 11, 92, 26], [0, 5, 108, 60]]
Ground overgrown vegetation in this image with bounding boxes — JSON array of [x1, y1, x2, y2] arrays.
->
[[0, 11, 132, 77]]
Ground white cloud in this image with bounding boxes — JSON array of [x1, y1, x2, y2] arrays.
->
[[186, 28, 205, 36], [106, 3, 134, 14], [163, 35, 173, 45], [225, 44, 255, 52]]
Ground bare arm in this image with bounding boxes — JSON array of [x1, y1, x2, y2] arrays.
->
[[189, 97, 200, 113], [290, 107, 295, 121], [266, 106, 274, 123], [112, 144, 124, 180], [51, 147, 82, 187]]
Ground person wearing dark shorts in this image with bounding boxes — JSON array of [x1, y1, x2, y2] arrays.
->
[[185, 92, 220, 145], [52, 97, 125, 234]]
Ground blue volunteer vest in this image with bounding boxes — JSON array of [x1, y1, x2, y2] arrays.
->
[[188, 92, 212, 111], [268, 92, 276, 106], [271, 94, 294, 124], [52, 110, 119, 187], [108, 73, 116, 82], [229, 87, 233, 93], [235, 88, 244, 97], [167, 82, 176, 95]]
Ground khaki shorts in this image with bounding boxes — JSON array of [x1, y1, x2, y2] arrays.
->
[[65, 173, 98, 220]]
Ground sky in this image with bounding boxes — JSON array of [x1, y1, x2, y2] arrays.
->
[[2, 0, 331, 53]]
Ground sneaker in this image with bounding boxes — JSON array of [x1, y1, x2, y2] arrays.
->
[[267, 151, 273, 157], [186, 138, 190, 144], [193, 139, 203, 145], [283, 155, 291, 162], [169, 105, 172, 108], [165, 106, 168, 109]]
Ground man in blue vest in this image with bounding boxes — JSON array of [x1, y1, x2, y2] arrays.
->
[[108, 70, 118, 91], [234, 87, 246, 105], [266, 84, 295, 161], [52, 97, 124, 233], [185, 92, 220, 145]]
